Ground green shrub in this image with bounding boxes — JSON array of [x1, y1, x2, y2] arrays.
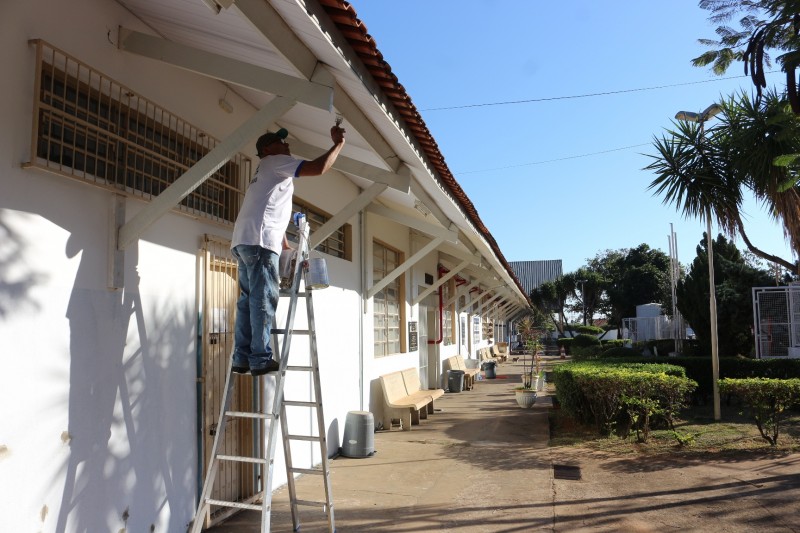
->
[[600, 339, 625, 348], [638, 357, 800, 402], [718, 378, 800, 446], [575, 325, 604, 335], [552, 361, 696, 439], [572, 334, 601, 348], [571, 344, 604, 360], [599, 346, 641, 358]]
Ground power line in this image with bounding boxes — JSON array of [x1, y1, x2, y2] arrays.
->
[[422, 72, 780, 112], [454, 143, 651, 176]]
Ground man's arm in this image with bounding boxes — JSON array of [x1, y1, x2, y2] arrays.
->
[[296, 125, 345, 177]]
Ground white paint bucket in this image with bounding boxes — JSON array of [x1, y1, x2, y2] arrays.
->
[[306, 257, 329, 290]]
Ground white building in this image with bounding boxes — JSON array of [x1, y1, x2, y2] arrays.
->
[[0, 0, 529, 531]]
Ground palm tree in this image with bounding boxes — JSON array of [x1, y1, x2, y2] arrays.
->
[[693, 0, 800, 112], [644, 90, 799, 272]]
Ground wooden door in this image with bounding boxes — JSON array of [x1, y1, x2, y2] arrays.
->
[[201, 235, 258, 526]]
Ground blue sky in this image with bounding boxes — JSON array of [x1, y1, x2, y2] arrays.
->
[[353, 1, 796, 275]]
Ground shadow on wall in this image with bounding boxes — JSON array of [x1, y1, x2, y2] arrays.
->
[[0, 216, 47, 318], [55, 235, 196, 532]]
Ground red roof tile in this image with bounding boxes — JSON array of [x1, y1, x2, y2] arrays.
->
[[320, 0, 529, 304]]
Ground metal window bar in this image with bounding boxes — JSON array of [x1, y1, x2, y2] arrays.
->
[[27, 40, 249, 225], [286, 200, 348, 259]]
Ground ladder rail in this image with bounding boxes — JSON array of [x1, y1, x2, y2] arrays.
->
[[306, 289, 336, 532], [192, 215, 335, 533], [190, 361, 237, 533]]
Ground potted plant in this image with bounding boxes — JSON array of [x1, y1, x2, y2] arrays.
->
[[513, 316, 541, 408]]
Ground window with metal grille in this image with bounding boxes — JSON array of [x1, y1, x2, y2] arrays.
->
[[442, 278, 454, 345], [373, 240, 405, 357], [286, 198, 351, 260], [27, 40, 249, 225]]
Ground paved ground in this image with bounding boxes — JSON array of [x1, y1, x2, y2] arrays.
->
[[207, 358, 800, 532]]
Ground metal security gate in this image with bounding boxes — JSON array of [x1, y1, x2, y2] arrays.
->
[[753, 285, 800, 359], [200, 235, 259, 526]]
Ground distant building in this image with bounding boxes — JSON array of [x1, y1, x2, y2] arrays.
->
[[509, 260, 563, 297]]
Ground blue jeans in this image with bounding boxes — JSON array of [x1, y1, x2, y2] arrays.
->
[[232, 245, 280, 371]]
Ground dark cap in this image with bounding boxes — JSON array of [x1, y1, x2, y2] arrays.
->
[[256, 128, 289, 155]]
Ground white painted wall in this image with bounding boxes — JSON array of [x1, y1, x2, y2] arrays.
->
[[0, 0, 364, 530], [0, 0, 514, 530]]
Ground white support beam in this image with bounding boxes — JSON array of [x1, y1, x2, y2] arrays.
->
[[332, 82, 399, 165], [409, 178, 450, 228], [235, 0, 402, 167], [290, 139, 410, 193], [118, 97, 296, 250], [497, 301, 516, 317], [367, 204, 457, 243], [412, 259, 470, 306], [367, 237, 444, 299], [309, 182, 387, 249], [438, 243, 483, 265], [472, 290, 506, 314], [476, 292, 505, 315], [448, 280, 478, 309], [117, 28, 333, 112], [234, 0, 318, 79]]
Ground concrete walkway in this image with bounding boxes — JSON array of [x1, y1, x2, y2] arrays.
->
[[207, 357, 800, 532]]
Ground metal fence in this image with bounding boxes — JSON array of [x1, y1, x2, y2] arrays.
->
[[622, 314, 686, 343], [753, 285, 800, 359]]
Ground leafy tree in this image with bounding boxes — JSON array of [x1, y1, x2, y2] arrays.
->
[[693, 0, 800, 111], [569, 268, 605, 326], [587, 245, 672, 328], [530, 274, 573, 335], [645, 89, 800, 269], [676, 233, 775, 356]]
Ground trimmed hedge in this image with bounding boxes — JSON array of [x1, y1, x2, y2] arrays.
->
[[582, 356, 800, 401], [575, 325, 604, 335], [719, 378, 800, 446], [552, 361, 696, 439], [599, 346, 641, 358]]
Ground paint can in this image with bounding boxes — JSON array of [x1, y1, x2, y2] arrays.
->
[[306, 257, 329, 290]]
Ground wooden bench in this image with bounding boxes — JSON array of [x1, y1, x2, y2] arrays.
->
[[402, 368, 444, 404], [379, 369, 444, 431], [444, 355, 480, 390], [491, 344, 508, 362], [478, 347, 496, 366]]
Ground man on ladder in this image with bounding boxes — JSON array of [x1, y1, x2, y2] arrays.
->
[[229, 121, 345, 375], [191, 121, 345, 533]]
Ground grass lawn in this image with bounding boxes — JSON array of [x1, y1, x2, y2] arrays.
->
[[549, 401, 800, 456]]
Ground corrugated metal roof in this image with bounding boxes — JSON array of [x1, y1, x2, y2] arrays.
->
[[509, 260, 563, 297]]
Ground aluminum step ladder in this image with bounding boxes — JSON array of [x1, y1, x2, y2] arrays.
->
[[191, 214, 335, 533]]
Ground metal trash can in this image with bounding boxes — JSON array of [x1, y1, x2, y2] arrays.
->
[[341, 411, 375, 458], [447, 369, 465, 393], [483, 361, 497, 379]]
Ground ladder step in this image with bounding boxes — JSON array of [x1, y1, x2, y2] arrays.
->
[[286, 365, 313, 372], [289, 467, 326, 476], [279, 290, 307, 297], [225, 410, 275, 420], [284, 400, 319, 408], [217, 454, 270, 465], [205, 498, 266, 512], [287, 434, 322, 442], [294, 499, 331, 509], [271, 328, 310, 335]]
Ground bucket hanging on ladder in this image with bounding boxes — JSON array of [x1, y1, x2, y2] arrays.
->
[[306, 257, 329, 290]]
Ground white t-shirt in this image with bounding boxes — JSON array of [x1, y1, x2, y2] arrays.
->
[[231, 154, 303, 254]]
